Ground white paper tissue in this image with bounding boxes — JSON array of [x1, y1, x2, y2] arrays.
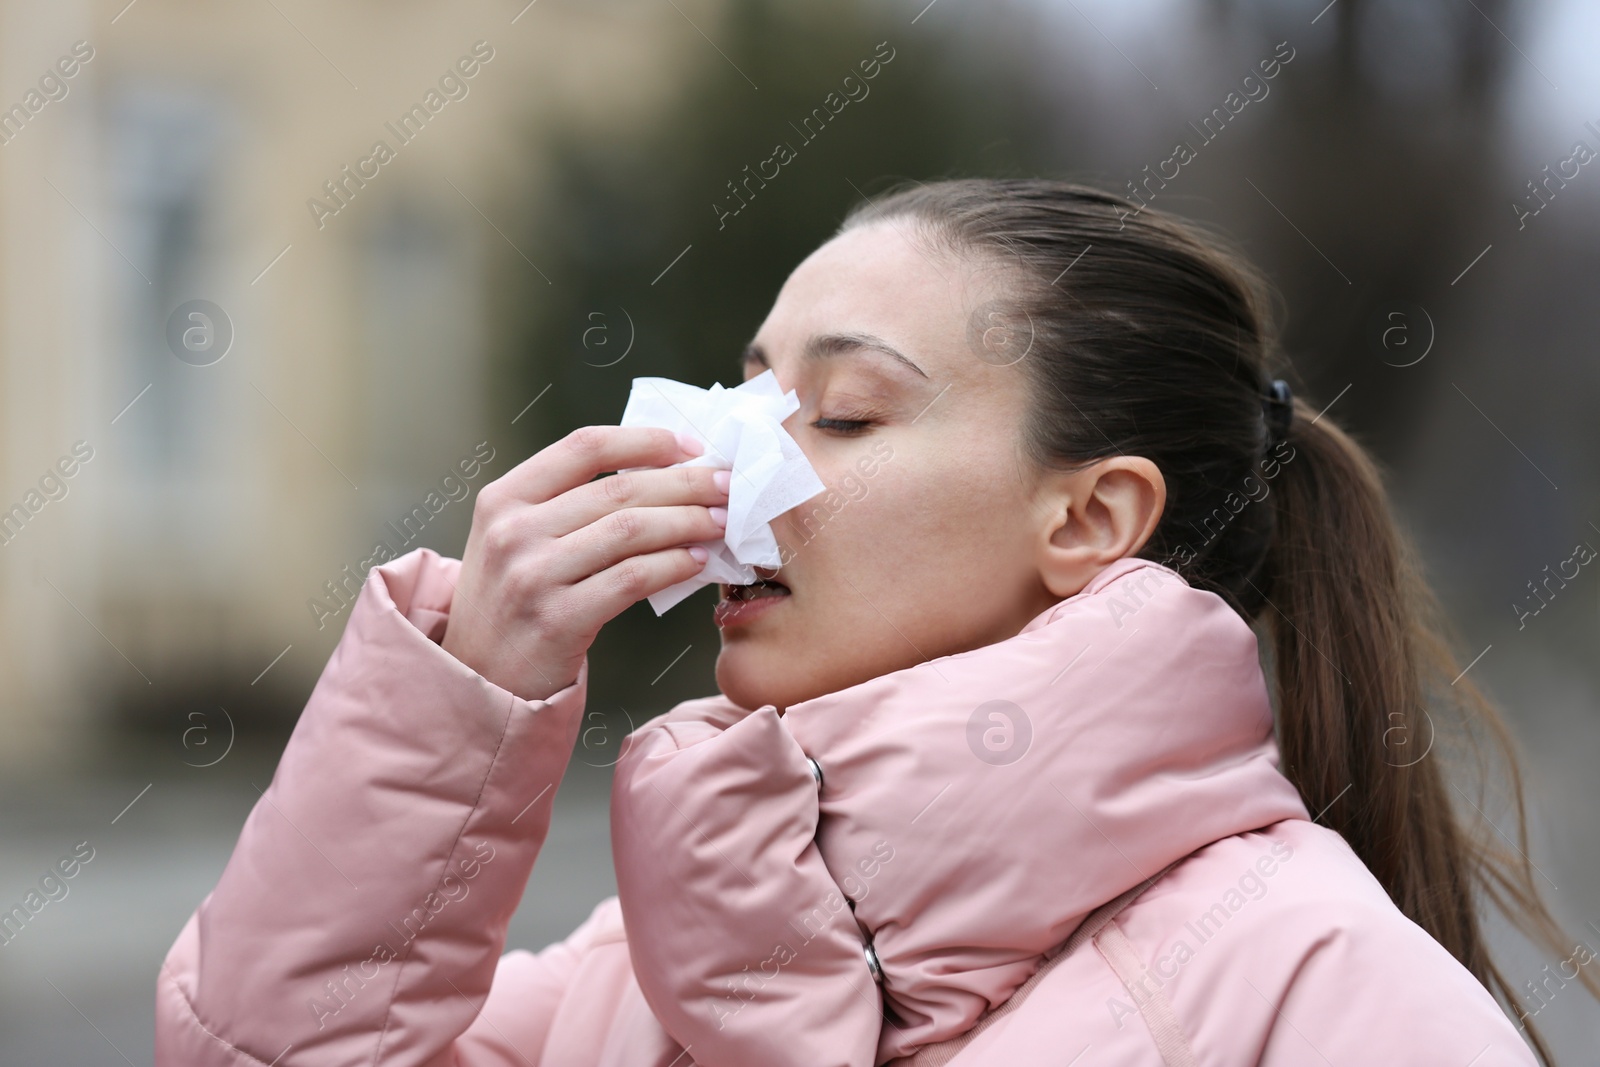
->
[[618, 369, 827, 614]]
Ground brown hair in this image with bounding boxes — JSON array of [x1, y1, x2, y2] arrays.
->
[[839, 177, 1596, 1064]]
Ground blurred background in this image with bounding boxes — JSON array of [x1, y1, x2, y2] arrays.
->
[[1, 0, 1597, 1061]]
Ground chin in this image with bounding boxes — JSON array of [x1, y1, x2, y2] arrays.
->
[[714, 649, 775, 712], [714, 647, 819, 714]]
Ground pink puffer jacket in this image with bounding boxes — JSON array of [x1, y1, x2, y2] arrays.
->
[[155, 546, 1536, 1066]]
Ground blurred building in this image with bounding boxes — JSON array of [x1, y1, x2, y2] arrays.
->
[[0, 0, 703, 765]]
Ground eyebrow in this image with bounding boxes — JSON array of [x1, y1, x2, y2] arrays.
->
[[741, 332, 930, 379]]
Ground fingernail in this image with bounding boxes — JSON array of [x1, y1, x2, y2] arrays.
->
[[713, 469, 732, 494], [676, 431, 705, 456], [709, 506, 728, 527], [688, 545, 709, 563]]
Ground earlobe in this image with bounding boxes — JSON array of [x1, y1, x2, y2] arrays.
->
[[1037, 457, 1166, 598]]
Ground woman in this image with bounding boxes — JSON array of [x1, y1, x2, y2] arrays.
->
[[155, 179, 1595, 1066]]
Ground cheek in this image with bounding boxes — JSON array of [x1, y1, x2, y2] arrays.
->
[[722, 444, 1032, 705], [781, 451, 914, 551], [786, 449, 1013, 591], [887, 444, 1024, 547]]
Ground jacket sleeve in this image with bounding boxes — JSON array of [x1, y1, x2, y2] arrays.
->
[[451, 897, 627, 1067], [155, 546, 591, 1067]]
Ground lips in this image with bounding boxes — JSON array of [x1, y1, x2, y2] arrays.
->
[[714, 568, 793, 628]]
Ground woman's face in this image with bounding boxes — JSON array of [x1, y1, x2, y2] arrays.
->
[[713, 220, 1067, 713]]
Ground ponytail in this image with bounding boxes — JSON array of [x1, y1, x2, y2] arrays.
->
[[1263, 399, 1599, 1066]]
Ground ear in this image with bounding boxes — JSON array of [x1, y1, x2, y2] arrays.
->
[[1034, 457, 1166, 599]]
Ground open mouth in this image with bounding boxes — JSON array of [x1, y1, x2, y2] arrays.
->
[[716, 572, 790, 630], [714, 566, 792, 627], [720, 577, 791, 602]]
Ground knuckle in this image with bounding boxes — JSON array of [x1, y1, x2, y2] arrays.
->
[[602, 472, 636, 507], [565, 425, 608, 458], [612, 559, 650, 597], [608, 508, 642, 545], [473, 479, 504, 518], [503, 564, 544, 605], [481, 515, 521, 559]]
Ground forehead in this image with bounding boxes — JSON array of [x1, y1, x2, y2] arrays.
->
[[754, 221, 1006, 381], [782, 221, 963, 305]]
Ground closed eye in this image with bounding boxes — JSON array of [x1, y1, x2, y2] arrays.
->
[[812, 417, 872, 435]]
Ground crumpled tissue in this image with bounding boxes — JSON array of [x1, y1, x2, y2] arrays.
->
[[618, 369, 826, 614]]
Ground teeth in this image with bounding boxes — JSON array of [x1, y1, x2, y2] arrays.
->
[[730, 579, 789, 601]]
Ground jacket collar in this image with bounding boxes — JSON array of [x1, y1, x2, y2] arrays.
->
[[631, 556, 1309, 1060]]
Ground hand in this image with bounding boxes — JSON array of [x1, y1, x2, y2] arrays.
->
[[440, 425, 729, 702]]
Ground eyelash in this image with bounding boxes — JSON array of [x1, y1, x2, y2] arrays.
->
[[812, 417, 873, 435]]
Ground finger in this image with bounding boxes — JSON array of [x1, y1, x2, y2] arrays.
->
[[571, 544, 711, 620], [547, 504, 726, 586], [491, 426, 703, 508], [536, 463, 730, 539]]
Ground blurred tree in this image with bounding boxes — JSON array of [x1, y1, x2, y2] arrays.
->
[[1204, 0, 1516, 460]]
